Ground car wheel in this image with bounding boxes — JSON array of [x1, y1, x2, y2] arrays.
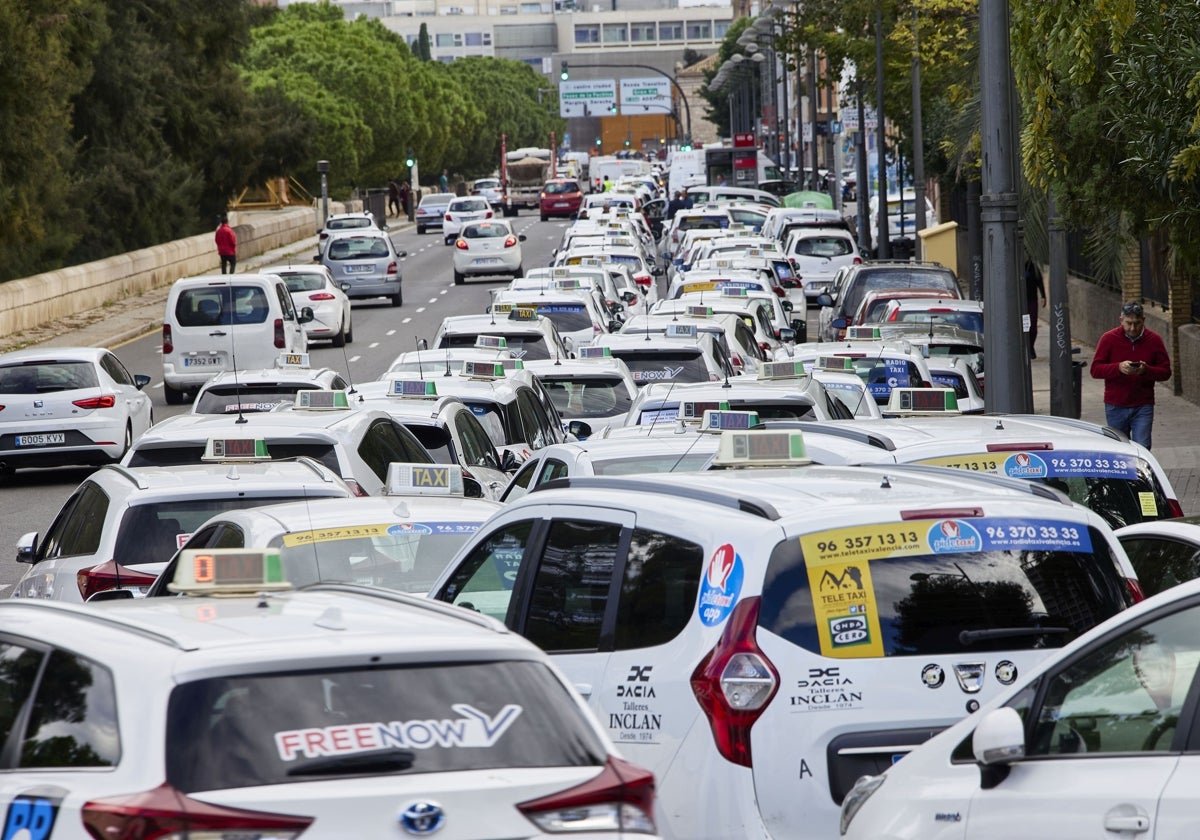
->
[[540, 213, 548, 222], [512, 266, 524, 279], [114, 423, 132, 463], [391, 290, 403, 307], [444, 235, 453, 246], [163, 383, 185, 405], [417, 225, 426, 235], [332, 319, 347, 347], [454, 270, 465, 286], [345, 317, 354, 344]]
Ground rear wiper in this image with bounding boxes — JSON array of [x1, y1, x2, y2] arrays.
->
[[286, 748, 415, 777], [959, 626, 1069, 646]]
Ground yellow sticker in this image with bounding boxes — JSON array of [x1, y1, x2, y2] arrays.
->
[[915, 454, 1002, 473], [804, 557, 884, 658], [282, 523, 395, 547], [681, 281, 718, 293], [800, 523, 926, 566], [1139, 491, 1158, 516]]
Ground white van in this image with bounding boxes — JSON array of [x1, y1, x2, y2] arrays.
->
[[161, 274, 312, 405], [867, 187, 938, 250]]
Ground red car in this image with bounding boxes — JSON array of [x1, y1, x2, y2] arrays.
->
[[539, 179, 583, 221]]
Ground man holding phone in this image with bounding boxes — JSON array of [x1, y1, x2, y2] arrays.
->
[[1091, 301, 1172, 448]]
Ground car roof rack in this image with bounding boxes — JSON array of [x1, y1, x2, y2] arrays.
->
[[531, 476, 781, 520]]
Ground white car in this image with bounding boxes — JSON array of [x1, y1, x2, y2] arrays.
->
[[525, 355, 640, 436], [784, 226, 864, 301], [1114, 516, 1200, 599], [452, 220, 526, 284], [263, 263, 354, 346], [471, 176, 504, 209], [2, 549, 659, 840], [442, 195, 496, 244], [0, 346, 153, 475], [190, 359, 349, 415]]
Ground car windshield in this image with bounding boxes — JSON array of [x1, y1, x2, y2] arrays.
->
[[326, 237, 391, 260], [280, 273, 328, 293], [0, 362, 98, 393], [541, 377, 633, 419], [612, 350, 710, 385], [165, 661, 608, 792], [194, 385, 317, 415]]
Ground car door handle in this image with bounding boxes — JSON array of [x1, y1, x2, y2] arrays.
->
[[573, 683, 592, 698], [209, 330, 227, 337], [1103, 809, 1150, 834]]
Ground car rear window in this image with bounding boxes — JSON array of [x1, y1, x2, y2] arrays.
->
[[529, 304, 591, 333], [326, 217, 372, 230], [444, 333, 550, 361], [452, 200, 489, 213], [544, 181, 580, 195], [677, 216, 729, 232], [897, 310, 984, 333], [126, 443, 340, 474], [613, 350, 709, 385], [175, 285, 272, 327], [0, 362, 98, 393], [326, 237, 391, 260], [194, 385, 317, 415], [463, 223, 508, 239], [845, 270, 959, 316], [280, 273, 328, 293], [793, 236, 854, 257], [165, 661, 608, 792], [759, 523, 1129, 658], [542, 377, 634, 419]]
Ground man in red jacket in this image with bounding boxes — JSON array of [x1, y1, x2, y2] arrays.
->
[[215, 214, 237, 274], [1090, 301, 1171, 448]]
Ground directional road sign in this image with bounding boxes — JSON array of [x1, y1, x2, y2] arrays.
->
[[619, 77, 672, 114], [559, 80, 618, 118]]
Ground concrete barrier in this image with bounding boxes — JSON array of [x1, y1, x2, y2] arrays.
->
[[0, 204, 344, 339]]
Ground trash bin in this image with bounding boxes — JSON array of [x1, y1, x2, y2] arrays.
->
[[363, 188, 389, 228], [1071, 359, 1087, 419]]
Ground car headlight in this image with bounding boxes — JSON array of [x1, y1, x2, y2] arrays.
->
[[839, 774, 885, 836]]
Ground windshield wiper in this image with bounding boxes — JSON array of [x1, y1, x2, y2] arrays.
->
[[959, 626, 1069, 646], [286, 749, 415, 777]]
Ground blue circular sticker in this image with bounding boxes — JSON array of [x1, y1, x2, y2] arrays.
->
[[698, 543, 744, 627], [1004, 452, 1048, 479]]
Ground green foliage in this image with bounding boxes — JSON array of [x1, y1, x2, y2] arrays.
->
[[417, 23, 432, 62], [699, 17, 755, 140]]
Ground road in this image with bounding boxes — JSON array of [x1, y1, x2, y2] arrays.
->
[[0, 214, 574, 595]]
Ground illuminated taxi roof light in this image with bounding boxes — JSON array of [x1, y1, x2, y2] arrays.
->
[[498, 358, 525, 371], [579, 346, 612, 359], [551, 278, 584, 291], [492, 303, 514, 315], [201, 437, 271, 462], [474, 335, 509, 350], [665, 323, 698, 339], [386, 462, 465, 496], [721, 286, 750, 298], [680, 400, 730, 422], [815, 355, 857, 372], [887, 387, 962, 415], [275, 352, 311, 369], [389, 380, 439, 398], [169, 549, 290, 596], [461, 360, 506, 380], [686, 305, 713, 318], [295, 390, 350, 410], [758, 360, 808, 381], [508, 306, 539, 322], [700, 410, 762, 432], [846, 325, 883, 341], [712, 430, 812, 467]]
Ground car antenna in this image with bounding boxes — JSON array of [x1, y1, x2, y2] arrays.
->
[[220, 280, 248, 425], [444, 346, 453, 377], [415, 337, 425, 379], [340, 323, 357, 396]]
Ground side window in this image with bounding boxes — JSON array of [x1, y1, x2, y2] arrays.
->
[[210, 525, 246, 549], [523, 519, 623, 652], [45, 482, 108, 559], [614, 528, 703, 650], [0, 643, 46, 751], [454, 412, 500, 469], [1028, 603, 1200, 756], [357, 420, 431, 481], [503, 460, 540, 503], [436, 521, 536, 623], [515, 390, 551, 450], [21, 649, 119, 767], [275, 283, 296, 320], [35, 489, 86, 562], [538, 459, 570, 484], [1122, 538, 1200, 599], [100, 353, 134, 387]]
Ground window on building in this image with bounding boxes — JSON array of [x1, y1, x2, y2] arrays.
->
[[603, 23, 628, 43], [575, 24, 600, 43], [714, 20, 731, 38], [436, 33, 456, 46], [686, 20, 712, 40], [659, 22, 683, 41], [631, 22, 656, 42], [465, 32, 483, 46]]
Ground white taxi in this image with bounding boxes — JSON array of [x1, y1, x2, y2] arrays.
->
[[13, 548, 659, 840], [190, 354, 349, 415]]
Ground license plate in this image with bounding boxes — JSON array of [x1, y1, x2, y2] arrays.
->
[[555, 202, 570, 207], [15, 433, 65, 447], [345, 264, 373, 274], [475, 258, 501, 265], [184, 356, 221, 367]]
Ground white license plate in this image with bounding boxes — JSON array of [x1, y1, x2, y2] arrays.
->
[[555, 202, 570, 207], [15, 433, 65, 447], [184, 356, 221, 367], [475, 258, 501, 265], [345, 264, 373, 274]]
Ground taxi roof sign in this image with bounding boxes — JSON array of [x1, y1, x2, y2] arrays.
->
[[721, 286, 750, 298], [386, 462, 465, 496], [474, 335, 509, 350], [665, 323, 698, 339], [295, 390, 350, 410], [169, 548, 289, 595], [389, 379, 438, 398], [462, 360, 505, 380], [276, 352, 310, 369], [815, 355, 857, 372], [758, 360, 807, 381], [498, 358, 525, 371], [846, 325, 883, 341], [712, 430, 812, 467], [201, 437, 271, 462], [685, 305, 713, 318], [700, 410, 762, 432], [887, 387, 961, 415], [508, 306, 539, 322], [550, 278, 584, 291], [680, 400, 730, 421], [578, 346, 612, 359]]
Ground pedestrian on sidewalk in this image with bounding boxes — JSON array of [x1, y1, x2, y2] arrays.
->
[[387, 179, 401, 217], [1024, 259, 1046, 358], [439, 169, 450, 193], [399, 181, 411, 217], [1090, 301, 1172, 449], [215, 214, 237, 274]]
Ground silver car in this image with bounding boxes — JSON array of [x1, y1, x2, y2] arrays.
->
[[318, 230, 407, 307]]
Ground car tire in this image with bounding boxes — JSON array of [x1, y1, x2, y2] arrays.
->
[[444, 235, 453, 246], [345, 318, 354, 344], [454, 270, 465, 286], [332, 319, 347, 347], [391, 290, 403, 307], [163, 383, 185, 406], [512, 266, 524, 279], [540, 213, 548, 222], [113, 423, 132, 463], [417, 225, 426, 235]]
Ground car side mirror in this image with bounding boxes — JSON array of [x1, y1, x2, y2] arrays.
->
[[816, 293, 834, 308], [518, 234, 527, 242], [299, 306, 315, 324], [652, 264, 664, 276], [781, 299, 794, 313], [777, 328, 796, 343], [568, 420, 593, 440], [16, 531, 38, 564], [340, 282, 352, 292], [972, 707, 1025, 789], [790, 318, 806, 337], [312, 254, 322, 263], [134, 374, 152, 391], [608, 320, 622, 333], [500, 450, 519, 472], [832, 317, 848, 329], [396, 250, 408, 258], [416, 338, 428, 351]]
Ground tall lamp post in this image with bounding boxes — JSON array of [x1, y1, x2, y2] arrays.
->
[[317, 160, 330, 229]]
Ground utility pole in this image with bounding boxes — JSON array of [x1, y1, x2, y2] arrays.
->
[[875, 3, 889, 259], [1048, 194, 1075, 417], [911, 9, 926, 256], [980, 0, 1030, 412], [809, 47, 819, 189], [856, 83, 871, 257]]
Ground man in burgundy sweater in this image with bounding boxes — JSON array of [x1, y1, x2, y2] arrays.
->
[[1089, 301, 1172, 448]]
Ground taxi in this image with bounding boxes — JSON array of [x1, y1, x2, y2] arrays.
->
[[784, 327, 937, 405], [384, 342, 513, 377], [488, 291, 616, 353], [622, 378, 843, 427], [751, 356, 884, 419], [147, 463, 503, 596], [653, 291, 801, 356], [525, 349, 640, 437], [12, 548, 658, 840], [430, 308, 573, 362], [620, 309, 769, 374], [591, 327, 736, 387], [428, 431, 1137, 840], [190, 353, 349, 415]]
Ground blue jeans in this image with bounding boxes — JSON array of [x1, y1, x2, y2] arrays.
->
[[1105, 403, 1155, 449]]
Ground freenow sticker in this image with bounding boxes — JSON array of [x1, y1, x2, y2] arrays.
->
[[631, 367, 686, 382], [274, 704, 522, 761], [698, 543, 744, 626]]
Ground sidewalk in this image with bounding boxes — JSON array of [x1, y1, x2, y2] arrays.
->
[[1030, 319, 1200, 514]]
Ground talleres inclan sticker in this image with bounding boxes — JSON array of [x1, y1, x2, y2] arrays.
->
[[698, 543, 744, 627]]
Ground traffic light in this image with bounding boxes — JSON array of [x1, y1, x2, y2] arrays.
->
[[560, 61, 569, 81], [595, 137, 602, 147], [405, 147, 415, 168]]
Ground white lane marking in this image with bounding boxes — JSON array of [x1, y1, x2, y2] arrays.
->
[[369, 342, 380, 348], [439, 289, 448, 295], [428, 298, 438, 304], [386, 329, 396, 336], [403, 317, 412, 323], [350, 355, 362, 362], [416, 307, 426, 313]]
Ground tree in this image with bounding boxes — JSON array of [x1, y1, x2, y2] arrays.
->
[[416, 23, 432, 62]]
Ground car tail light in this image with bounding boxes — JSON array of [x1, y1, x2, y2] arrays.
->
[[789, 257, 798, 268], [517, 756, 656, 834], [0, 406, 5, 412], [772, 285, 785, 297], [633, 274, 652, 288], [162, 324, 173, 355], [274, 318, 286, 349], [986, 442, 1053, 452], [73, 395, 117, 409], [1168, 498, 1185, 518], [758, 341, 772, 354], [309, 292, 336, 301], [82, 782, 313, 840], [455, 239, 469, 250], [853, 256, 863, 264], [445, 213, 453, 221], [901, 507, 984, 520], [731, 354, 745, 369], [485, 210, 493, 219], [387, 261, 398, 276], [1126, 578, 1146, 604], [690, 596, 779, 767], [77, 560, 159, 600], [504, 235, 518, 248], [343, 478, 369, 497]]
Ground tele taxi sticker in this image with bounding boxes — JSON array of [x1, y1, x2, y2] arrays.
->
[[698, 543, 744, 627]]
